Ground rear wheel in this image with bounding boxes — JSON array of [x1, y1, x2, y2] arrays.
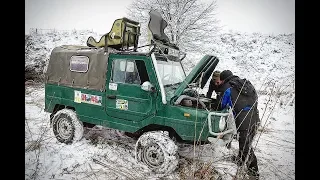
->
[[52, 109, 83, 144], [135, 131, 178, 175]]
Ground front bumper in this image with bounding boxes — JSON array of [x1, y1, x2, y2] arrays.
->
[[207, 108, 237, 146]]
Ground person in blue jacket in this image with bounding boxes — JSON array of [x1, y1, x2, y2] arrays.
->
[[218, 70, 261, 179]]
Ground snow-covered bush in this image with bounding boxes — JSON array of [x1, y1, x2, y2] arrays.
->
[[25, 29, 294, 98]]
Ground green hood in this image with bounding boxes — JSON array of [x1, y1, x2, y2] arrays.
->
[[173, 55, 219, 100]]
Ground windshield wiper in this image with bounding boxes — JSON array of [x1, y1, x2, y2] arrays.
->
[[164, 82, 181, 88]]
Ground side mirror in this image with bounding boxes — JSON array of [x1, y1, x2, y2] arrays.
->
[[141, 81, 155, 92]]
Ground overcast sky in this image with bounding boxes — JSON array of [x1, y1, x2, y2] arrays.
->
[[25, 0, 295, 35]]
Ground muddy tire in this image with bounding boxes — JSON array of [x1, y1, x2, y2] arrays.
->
[[135, 131, 178, 175], [52, 109, 84, 144]]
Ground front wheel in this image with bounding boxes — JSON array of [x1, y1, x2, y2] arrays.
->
[[52, 109, 84, 144], [135, 131, 178, 175]]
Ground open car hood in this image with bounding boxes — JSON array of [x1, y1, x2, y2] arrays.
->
[[173, 55, 219, 99]]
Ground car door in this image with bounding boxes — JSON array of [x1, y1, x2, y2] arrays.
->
[[105, 54, 157, 121]]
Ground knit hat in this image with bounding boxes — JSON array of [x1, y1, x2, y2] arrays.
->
[[212, 70, 221, 81], [220, 70, 233, 81]]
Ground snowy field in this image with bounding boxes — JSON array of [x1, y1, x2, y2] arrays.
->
[[25, 30, 294, 180], [25, 83, 294, 180]]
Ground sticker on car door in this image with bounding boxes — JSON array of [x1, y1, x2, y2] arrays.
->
[[116, 99, 128, 110], [109, 83, 118, 91]]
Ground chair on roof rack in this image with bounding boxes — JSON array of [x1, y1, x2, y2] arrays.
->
[[86, 18, 140, 51], [148, 10, 179, 51]]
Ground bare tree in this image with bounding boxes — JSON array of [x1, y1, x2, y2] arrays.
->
[[126, 0, 220, 53]]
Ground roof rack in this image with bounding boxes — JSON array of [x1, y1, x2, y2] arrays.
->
[[87, 10, 186, 61]]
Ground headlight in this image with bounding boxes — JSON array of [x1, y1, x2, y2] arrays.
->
[[219, 117, 226, 131]]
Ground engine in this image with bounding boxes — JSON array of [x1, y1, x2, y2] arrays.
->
[[174, 88, 220, 110]]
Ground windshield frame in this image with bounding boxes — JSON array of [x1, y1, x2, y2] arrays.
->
[[155, 55, 186, 87]]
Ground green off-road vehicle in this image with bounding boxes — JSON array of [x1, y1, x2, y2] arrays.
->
[[44, 10, 236, 174]]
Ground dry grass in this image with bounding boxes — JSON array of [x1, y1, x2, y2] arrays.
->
[[178, 157, 221, 180]]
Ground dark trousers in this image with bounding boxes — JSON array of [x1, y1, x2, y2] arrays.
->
[[238, 125, 259, 176]]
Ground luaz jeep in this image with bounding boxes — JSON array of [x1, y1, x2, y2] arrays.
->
[[44, 10, 236, 174]]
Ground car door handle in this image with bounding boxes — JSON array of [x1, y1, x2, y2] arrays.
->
[[107, 95, 116, 99]]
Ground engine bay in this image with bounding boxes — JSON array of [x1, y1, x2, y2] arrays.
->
[[174, 86, 220, 111]]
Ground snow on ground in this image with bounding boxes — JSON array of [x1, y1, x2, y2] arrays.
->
[[25, 84, 294, 180], [25, 29, 294, 179], [194, 31, 295, 100]]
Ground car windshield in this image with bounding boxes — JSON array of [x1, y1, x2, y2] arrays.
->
[[156, 57, 186, 87]]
